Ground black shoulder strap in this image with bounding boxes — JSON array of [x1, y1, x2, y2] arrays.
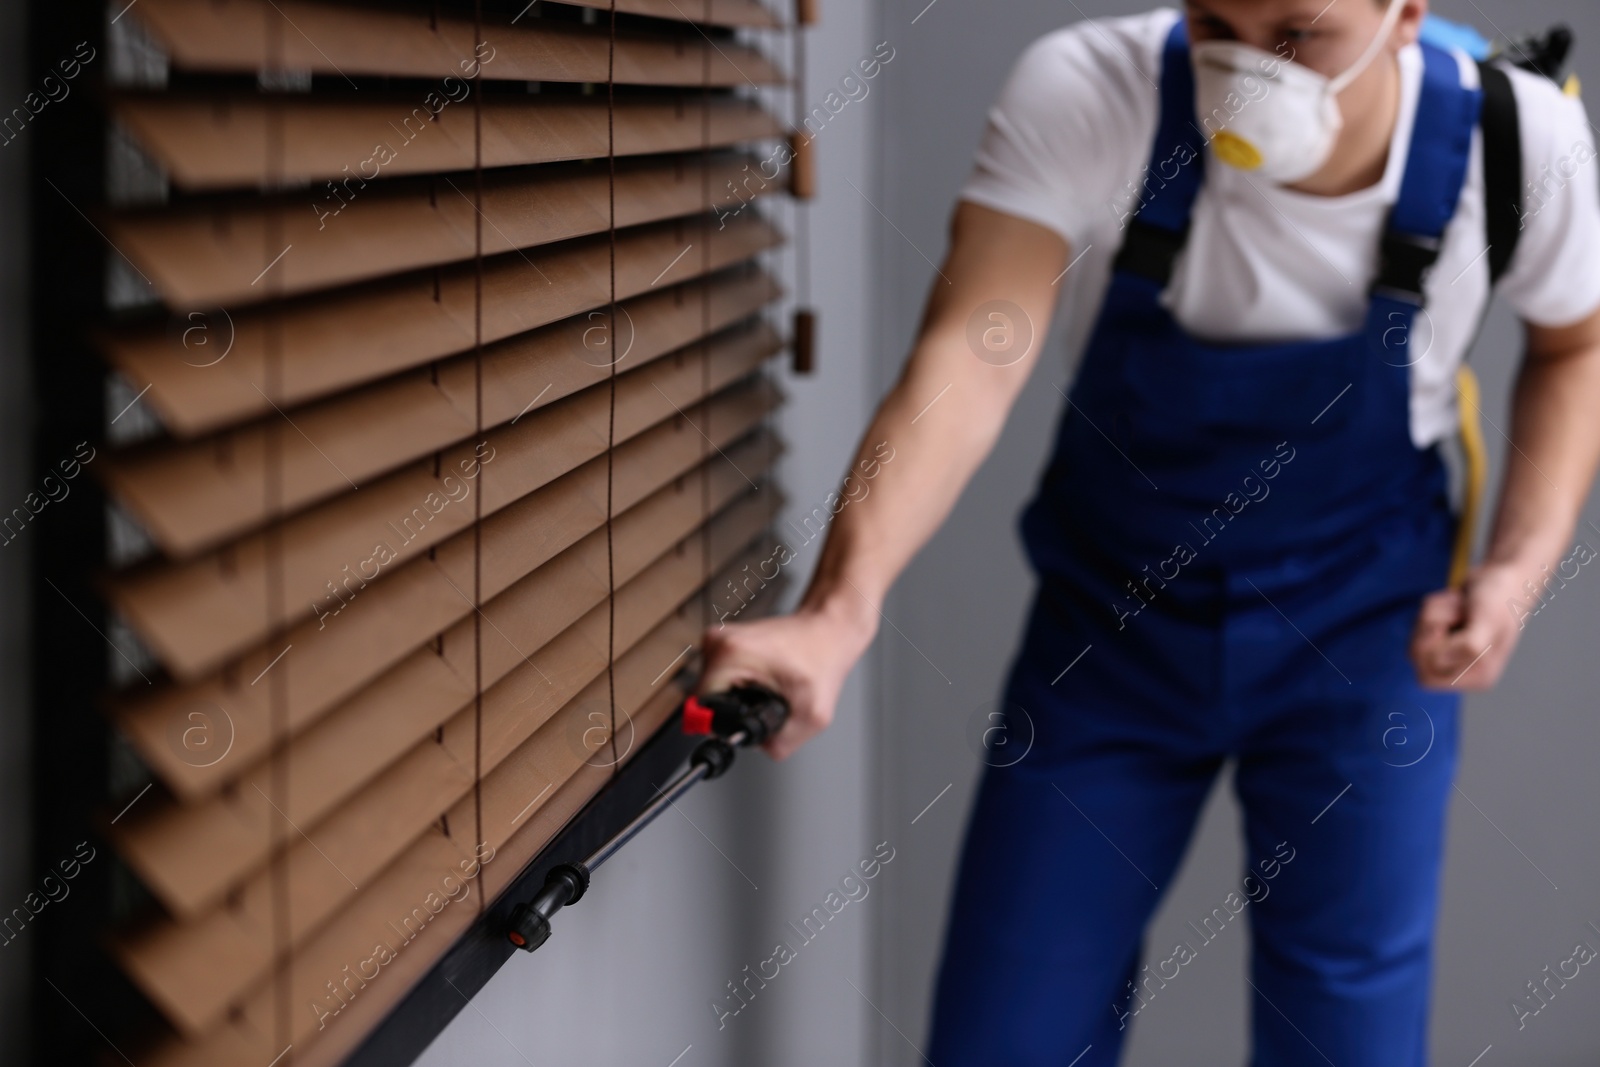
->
[[1477, 59, 1522, 287]]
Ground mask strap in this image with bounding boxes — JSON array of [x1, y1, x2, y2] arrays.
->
[[1330, 0, 1409, 93]]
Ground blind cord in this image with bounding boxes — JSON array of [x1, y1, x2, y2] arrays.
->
[[699, 0, 713, 681], [263, 11, 291, 1058], [606, 0, 620, 772], [794, 7, 810, 310], [471, 0, 487, 908]]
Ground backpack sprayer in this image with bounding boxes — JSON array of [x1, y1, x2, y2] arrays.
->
[[1422, 13, 1576, 91], [504, 684, 790, 953]]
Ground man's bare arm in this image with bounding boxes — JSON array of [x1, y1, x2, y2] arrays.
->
[[700, 202, 1069, 758], [1413, 303, 1600, 688]]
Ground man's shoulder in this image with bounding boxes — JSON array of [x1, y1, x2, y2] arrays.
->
[[1499, 62, 1591, 150], [961, 7, 1181, 249], [1471, 60, 1600, 329], [1008, 7, 1179, 94]]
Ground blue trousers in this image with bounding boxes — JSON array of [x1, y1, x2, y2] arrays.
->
[[927, 504, 1461, 1066]]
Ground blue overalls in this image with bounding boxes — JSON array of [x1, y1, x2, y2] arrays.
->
[[929, 25, 1481, 1067]]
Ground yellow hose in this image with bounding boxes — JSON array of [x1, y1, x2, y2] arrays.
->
[[1450, 364, 1488, 589]]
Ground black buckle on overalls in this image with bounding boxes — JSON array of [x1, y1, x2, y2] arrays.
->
[[1112, 219, 1190, 286], [1371, 229, 1442, 306]]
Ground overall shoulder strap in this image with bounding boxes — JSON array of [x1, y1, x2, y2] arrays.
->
[[1372, 40, 1484, 306], [1112, 18, 1206, 285], [1477, 59, 1523, 287]]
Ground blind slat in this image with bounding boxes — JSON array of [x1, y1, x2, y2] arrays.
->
[[292, 661, 709, 1067], [109, 367, 780, 680], [113, 428, 776, 805], [106, 217, 782, 438], [132, 0, 784, 84], [118, 517, 779, 1033], [138, 546, 775, 1063], [555, 0, 783, 28], [117, 476, 777, 978], [114, 95, 784, 190], [112, 435, 768, 825], [107, 295, 780, 556], [110, 153, 777, 308]]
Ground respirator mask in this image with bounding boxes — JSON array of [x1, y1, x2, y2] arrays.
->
[[1191, 0, 1408, 183]]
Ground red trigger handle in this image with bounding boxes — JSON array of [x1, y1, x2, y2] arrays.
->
[[679, 685, 789, 745], [681, 695, 715, 735]]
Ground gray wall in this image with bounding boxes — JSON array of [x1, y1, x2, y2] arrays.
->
[[415, 3, 884, 1064], [872, 1, 1600, 1065]]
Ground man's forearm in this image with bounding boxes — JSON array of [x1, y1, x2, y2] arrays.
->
[[785, 202, 1069, 641], [796, 343, 1013, 639], [1482, 341, 1600, 574]]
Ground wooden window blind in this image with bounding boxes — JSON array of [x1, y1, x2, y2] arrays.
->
[[90, 1, 810, 1063]]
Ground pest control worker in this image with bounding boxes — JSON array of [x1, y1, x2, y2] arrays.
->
[[700, 0, 1600, 1062]]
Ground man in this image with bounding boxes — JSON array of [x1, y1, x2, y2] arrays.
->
[[701, 0, 1600, 1062]]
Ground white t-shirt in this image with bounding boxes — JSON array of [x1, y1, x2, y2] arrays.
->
[[959, 8, 1600, 447]]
